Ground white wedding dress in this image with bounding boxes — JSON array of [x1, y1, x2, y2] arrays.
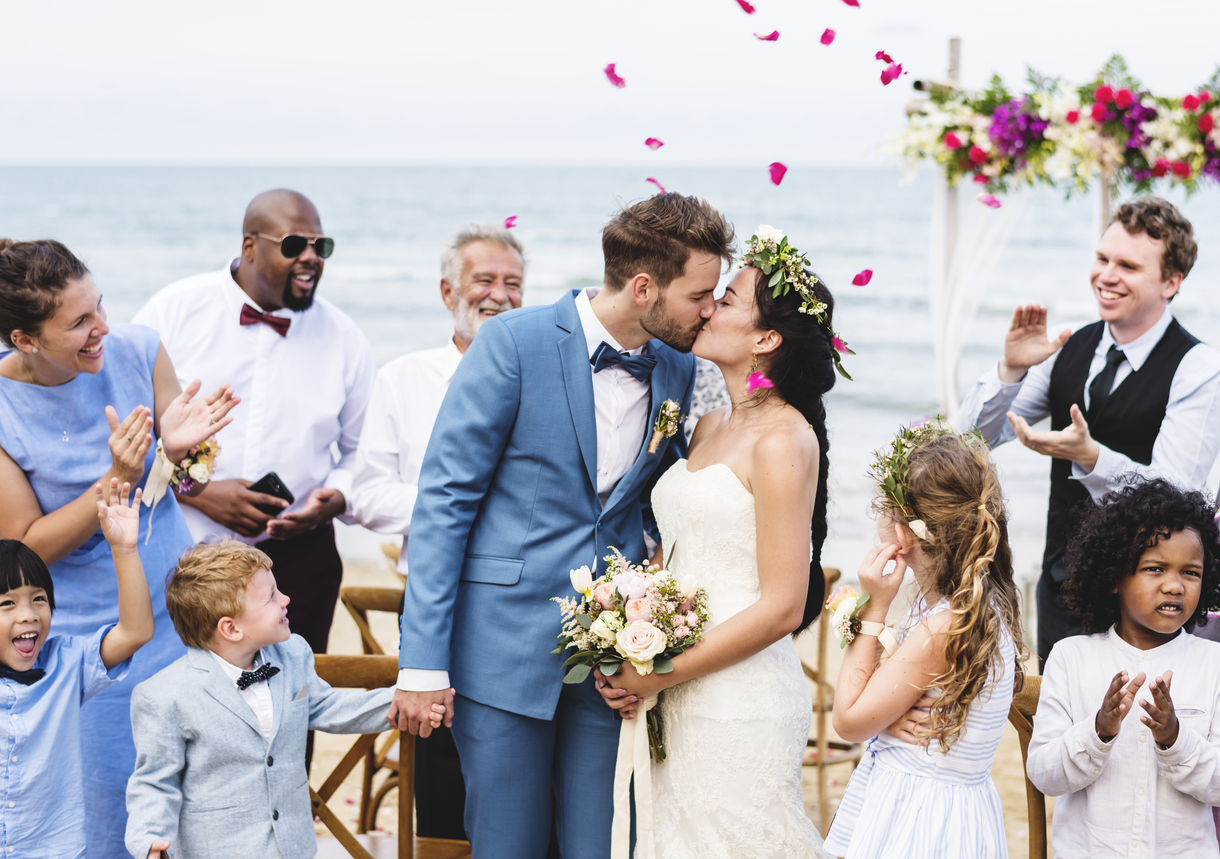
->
[[649, 460, 829, 859]]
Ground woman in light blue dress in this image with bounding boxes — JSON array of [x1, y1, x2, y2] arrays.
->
[[0, 239, 237, 857]]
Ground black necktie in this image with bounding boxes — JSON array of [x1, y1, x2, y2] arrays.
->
[[1087, 345, 1126, 419], [591, 342, 657, 382], [237, 663, 280, 690], [0, 665, 44, 686]]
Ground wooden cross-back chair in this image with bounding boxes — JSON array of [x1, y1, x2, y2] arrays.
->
[[1007, 674, 1046, 859], [311, 654, 471, 859], [800, 567, 865, 835]]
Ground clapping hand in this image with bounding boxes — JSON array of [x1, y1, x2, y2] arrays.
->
[[106, 405, 154, 486], [159, 379, 239, 464], [1095, 669, 1145, 742], [1007, 403, 1100, 471], [96, 478, 142, 552], [999, 304, 1071, 384], [1139, 671, 1179, 748]]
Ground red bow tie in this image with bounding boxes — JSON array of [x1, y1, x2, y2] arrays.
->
[[239, 304, 290, 336]]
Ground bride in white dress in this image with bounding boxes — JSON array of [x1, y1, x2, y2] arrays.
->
[[598, 227, 840, 859]]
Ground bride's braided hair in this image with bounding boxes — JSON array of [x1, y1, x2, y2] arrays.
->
[[749, 264, 837, 634], [891, 432, 1028, 753]]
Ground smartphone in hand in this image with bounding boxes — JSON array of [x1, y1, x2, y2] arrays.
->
[[247, 472, 294, 516]]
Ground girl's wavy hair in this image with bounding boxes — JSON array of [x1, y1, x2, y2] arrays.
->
[[749, 264, 836, 635], [875, 429, 1028, 753]]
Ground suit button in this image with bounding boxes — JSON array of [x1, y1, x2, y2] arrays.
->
[[267, 756, 274, 766], [272, 810, 279, 821]]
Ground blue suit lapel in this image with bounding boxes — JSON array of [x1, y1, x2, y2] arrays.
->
[[267, 646, 295, 744], [187, 647, 265, 740], [603, 342, 673, 514], [556, 292, 598, 494]]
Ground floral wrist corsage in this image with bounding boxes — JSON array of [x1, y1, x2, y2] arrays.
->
[[166, 437, 221, 493], [826, 584, 871, 648], [648, 399, 685, 454]]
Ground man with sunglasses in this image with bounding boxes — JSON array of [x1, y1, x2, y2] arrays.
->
[[134, 189, 376, 669]]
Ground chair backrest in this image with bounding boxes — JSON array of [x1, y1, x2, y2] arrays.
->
[[341, 585, 406, 656], [1006, 674, 1045, 859], [312, 655, 412, 859]]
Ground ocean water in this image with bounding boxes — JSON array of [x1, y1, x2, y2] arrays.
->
[[3, 165, 1219, 577]]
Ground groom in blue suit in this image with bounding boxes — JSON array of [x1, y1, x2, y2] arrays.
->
[[389, 194, 735, 858]]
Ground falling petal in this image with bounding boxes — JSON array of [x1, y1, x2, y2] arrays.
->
[[503, 216, 518, 229], [644, 138, 665, 151], [875, 50, 893, 63], [747, 371, 775, 395], [851, 269, 873, 286], [977, 193, 1002, 209], [753, 30, 780, 41], [820, 29, 835, 45], [646, 177, 667, 194], [880, 62, 906, 86], [842, 0, 860, 5], [604, 63, 626, 89], [735, 0, 756, 12], [768, 162, 788, 185]]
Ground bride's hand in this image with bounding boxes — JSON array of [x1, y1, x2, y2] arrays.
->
[[596, 673, 642, 719]]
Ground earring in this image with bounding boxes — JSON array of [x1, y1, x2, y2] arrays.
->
[[750, 355, 757, 373], [31, 348, 37, 353]]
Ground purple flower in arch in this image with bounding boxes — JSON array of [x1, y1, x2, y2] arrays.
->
[[987, 98, 1049, 165]]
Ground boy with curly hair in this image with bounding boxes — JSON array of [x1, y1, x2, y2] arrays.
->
[[1027, 477, 1220, 858]]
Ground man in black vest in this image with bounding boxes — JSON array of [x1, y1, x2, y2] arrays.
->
[[958, 196, 1220, 669]]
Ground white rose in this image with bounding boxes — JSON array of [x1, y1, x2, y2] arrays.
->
[[614, 621, 667, 673], [755, 224, 784, 244], [187, 462, 211, 483], [570, 565, 594, 596], [589, 612, 622, 646], [830, 598, 856, 633]]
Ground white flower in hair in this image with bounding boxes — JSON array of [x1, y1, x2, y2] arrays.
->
[[755, 224, 784, 245]]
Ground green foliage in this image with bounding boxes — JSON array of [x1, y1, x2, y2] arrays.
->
[[1025, 66, 1061, 95]]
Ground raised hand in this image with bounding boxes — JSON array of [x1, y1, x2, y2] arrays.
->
[[96, 478, 142, 550], [999, 304, 1071, 384], [1095, 669, 1145, 741], [1139, 671, 1179, 748], [856, 535, 907, 622], [106, 405, 154, 485], [159, 380, 239, 463]]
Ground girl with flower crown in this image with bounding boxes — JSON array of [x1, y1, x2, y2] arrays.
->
[[823, 425, 1027, 859]]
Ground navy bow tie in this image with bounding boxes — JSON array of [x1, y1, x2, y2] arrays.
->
[[0, 664, 44, 686], [591, 342, 657, 382], [237, 663, 280, 690]]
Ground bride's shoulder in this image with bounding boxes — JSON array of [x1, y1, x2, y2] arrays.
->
[[689, 406, 730, 447], [751, 420, 819, 476]]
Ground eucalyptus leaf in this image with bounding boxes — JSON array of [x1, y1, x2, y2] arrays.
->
[[563, 651, 591, 669], [653, 657, 674, 674], [599, 661, 622, 676], [563, 663, 592, 684], [577, 614, 592, 630], [855, 593, 870, 612]]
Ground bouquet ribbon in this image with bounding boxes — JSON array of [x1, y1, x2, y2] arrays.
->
[[610, 694, 659, 859], [139, 442, 176, 544]]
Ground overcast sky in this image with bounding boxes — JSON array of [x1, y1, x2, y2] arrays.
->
[[2, 0, 1217, 165]]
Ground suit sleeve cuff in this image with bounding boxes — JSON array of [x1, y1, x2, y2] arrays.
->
[[397, 668, 451, 692]]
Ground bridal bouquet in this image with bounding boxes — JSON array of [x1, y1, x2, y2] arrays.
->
[[551, 547, 710, 760]]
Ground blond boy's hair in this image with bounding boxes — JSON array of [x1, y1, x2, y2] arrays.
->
[[165, 540, 273, 649]]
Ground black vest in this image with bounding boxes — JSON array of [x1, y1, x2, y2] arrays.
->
[[1043, 319, 1199, 577]]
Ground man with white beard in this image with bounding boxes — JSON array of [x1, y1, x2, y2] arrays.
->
[[349, 223, 524, 839]]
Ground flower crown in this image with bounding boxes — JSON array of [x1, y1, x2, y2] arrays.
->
[[738, 225, 853, 380]]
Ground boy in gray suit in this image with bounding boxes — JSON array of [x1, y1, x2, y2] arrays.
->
[[125, 541, 430, 859]]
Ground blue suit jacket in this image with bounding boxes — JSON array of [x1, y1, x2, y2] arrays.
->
[[399, 289, 696, 720]]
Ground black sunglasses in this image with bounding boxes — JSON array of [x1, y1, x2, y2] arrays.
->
[[253, 233, 335, 260]]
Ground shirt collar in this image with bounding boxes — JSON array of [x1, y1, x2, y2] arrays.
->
[[1101, 307, 1173, 373], [1105, 624, 1186, 659], [209, 648, 265, 686], [574, 287, 644, 359], [224, 258, 297, 327], [441, 337, 464, 383]]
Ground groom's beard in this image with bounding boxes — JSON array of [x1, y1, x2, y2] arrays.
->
[[640, 292, 703, 353]]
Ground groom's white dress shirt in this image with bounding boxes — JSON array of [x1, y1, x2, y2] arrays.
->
[[397, 287, 652, 692]]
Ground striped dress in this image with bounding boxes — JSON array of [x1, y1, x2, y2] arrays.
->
[[823, 598, 1014, 859]]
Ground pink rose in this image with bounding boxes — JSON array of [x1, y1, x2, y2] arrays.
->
[[624, 597, 653, 624], [1114, 88, 1134, 110], [679, 598, 694, 614], [1090, 102, 1108, 123], [685, 611, 698, 626], [1065, 109, 1079, 124], [1094, 84, 1114, 105], [674, 625, 689, 638], [592, 583, 616, 610], [943, 131, 962, 149]]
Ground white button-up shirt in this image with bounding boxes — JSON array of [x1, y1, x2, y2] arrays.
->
[[210, 649, 275, 741], [1029, 628, 1220, 858], [957, 309, 1220, 502], [349, 339, 464, 556], [133, 261, 376, 543]]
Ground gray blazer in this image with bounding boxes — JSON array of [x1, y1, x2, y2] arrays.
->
[[125, 635, 393, 859]]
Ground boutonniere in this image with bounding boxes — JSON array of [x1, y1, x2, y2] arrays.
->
[[648, 399, 685, 454]]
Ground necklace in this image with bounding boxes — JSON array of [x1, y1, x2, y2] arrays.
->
[[49, 396, 80, 443]]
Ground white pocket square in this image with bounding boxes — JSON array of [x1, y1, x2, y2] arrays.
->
[[293, 685, 308, 701]]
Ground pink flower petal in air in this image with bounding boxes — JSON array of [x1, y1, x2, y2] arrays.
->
[[768, 162, 788, 185], [820, 29, 835, 45], [875, 50, 893, 63], [644, 138, 665, 151], [735, 0, 756, 12], [977, 193, 1002, 209], [503, 216, 517, 229], [880, 62, 906, 86], [851, 269, 873, 286], [753, 30, 780, 41], [842, 0, 860, 6], [646, 177, 667, 194], [604, 64, 626, 89], [747, 372, 774, 395]]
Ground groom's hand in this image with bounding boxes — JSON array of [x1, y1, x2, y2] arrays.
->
[[389, 688, 454, 737]]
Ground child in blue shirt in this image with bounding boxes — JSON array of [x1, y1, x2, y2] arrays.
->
[[0, 480, 154, 858]]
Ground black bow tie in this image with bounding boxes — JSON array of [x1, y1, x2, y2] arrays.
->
[[0, 664, 45, 686], [237, 663, 280, 690], [591, 342, 657, 382]]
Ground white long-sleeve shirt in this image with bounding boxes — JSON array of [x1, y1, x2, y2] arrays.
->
[[956, 309, 1220, 503], [1028, 628, 1220, 858], [133, 261, 376, 544]]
